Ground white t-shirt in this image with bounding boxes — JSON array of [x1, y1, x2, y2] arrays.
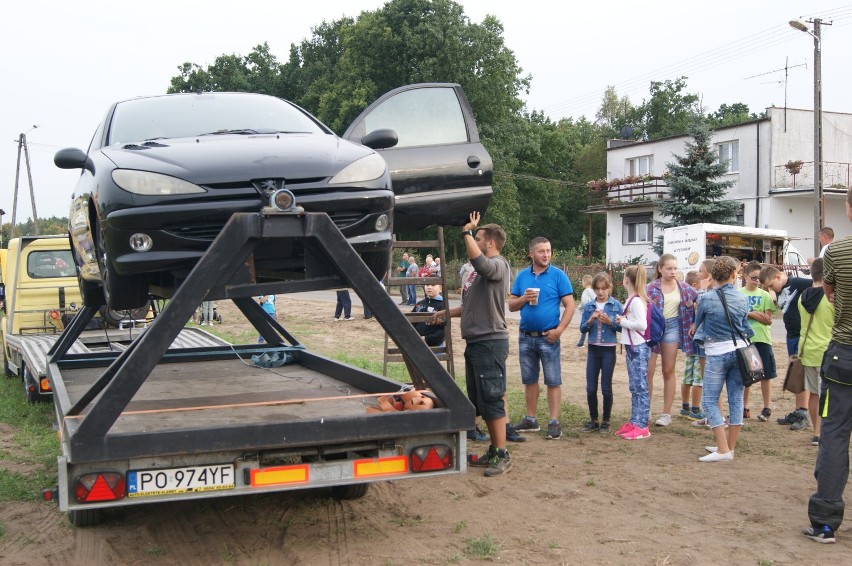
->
[[580, 287, 596, 308]]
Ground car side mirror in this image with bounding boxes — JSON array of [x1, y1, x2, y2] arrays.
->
[[360, 128, 398, 150], [54, 148, 95, 174]]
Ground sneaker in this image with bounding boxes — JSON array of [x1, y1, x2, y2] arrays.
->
[[812, 436, 820, 446], [743, 408, 751, 419], [692, 417, 709, 427], [622, 426, 651, 440], [655, 414, 672, 427], [546, 421, 562, 439], [484, 450, 512, 477], [757, 407, 772, 422], [333, 317, 341, 321], [615, 422, 635, 436], [581, 421, 600, 433], [469, 446, 496, 467], [790, 416, 811, 431], [510, 416, 541, 433], [466, 426, 490, 442], [506, 425, 527, 443], [575, 339, 585, 347], [802, 524, 836, 544], [687, 410, 704, 421], [599, 421, 611, 433], [344, 317, 355, 321], [699, 450, 734, 462], [778, 408, 806, 425], [705, 446, 718, 453]]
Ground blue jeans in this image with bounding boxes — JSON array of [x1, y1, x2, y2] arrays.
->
[[406, 284, 417, 305], [518, 333, 562, 387], [585, 344, 615, 421], [702, 350, 745, 428], [334, 290, 352, 318], [625, 343, 650, 428]]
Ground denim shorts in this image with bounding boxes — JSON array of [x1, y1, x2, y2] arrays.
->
[[518, 333, 562, 387], [753, 342, 777, 378], [661, 317, 680, 343], [786, 337, 799, 357], [464, 339, 508, 421]]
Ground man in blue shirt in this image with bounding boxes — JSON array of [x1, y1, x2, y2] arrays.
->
[[507, 237, 576, 439]]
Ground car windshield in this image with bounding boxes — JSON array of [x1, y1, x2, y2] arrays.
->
[[107, 93, 328, 146]]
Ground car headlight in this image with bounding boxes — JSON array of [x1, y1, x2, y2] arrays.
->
[[112, 170, 206, 195], [328, 153, 387, 185]]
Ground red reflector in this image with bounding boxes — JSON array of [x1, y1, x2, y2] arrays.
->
[[410, 445, 453, 472], [75, 473, 126, 503]]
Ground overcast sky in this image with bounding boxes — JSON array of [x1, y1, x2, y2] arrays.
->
[[2, 0, 850, 222]]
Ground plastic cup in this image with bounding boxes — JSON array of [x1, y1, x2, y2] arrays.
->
[[529, 288, 540, 306]]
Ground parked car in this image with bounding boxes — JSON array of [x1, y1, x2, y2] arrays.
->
[[56, 84, 492, 310]]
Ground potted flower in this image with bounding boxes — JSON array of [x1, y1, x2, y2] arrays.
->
[[785, 160, 804, 176]]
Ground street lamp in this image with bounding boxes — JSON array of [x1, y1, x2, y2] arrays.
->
[[789, 18, 823, 257]]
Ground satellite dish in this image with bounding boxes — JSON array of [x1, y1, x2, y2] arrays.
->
[[619, 125, 634, 139]]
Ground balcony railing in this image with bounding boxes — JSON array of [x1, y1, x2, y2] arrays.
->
[[587, 177, 669, 210], [774, 161, 852, 190]]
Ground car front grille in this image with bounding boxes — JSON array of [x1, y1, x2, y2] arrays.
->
[[164, 211, 366, 241]]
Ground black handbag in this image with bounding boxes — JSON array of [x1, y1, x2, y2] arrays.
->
[[717, 289, 767, 387]]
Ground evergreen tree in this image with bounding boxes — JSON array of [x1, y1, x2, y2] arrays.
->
[[653, 119, 739, 254]]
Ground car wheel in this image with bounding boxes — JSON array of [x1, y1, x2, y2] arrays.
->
[[331, 483, 370, 500], [3, 350, 15, 378], [68, 508, 102, 528], [96, 225, 149, 311], [360, 251, 391, 281]]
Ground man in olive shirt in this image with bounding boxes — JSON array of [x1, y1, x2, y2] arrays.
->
[[804, 188, 852, 544], [435, 212, 513, 476]]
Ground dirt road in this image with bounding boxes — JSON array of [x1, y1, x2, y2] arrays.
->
[[0, 296, 848, 565]]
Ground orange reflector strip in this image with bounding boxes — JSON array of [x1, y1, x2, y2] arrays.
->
[[354, 456, 408, 478], [250, 465, 309, 487]]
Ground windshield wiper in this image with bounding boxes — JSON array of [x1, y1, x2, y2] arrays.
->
[[198, 128, 278, 136]]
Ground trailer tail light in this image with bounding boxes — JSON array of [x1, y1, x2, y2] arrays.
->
[[410, 445, 453, 473], [353, 456, 408, 478], [40, 378, 52, 393], [75, 472, 126, 503]]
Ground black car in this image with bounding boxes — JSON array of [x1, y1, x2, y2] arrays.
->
[[57, 84, 492, 311]]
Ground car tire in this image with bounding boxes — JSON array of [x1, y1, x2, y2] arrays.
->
[[79, 277, 106, 309], [331, 483, 370, 500], [68, 508, 102, 528], [360, 251, 391, 281], [97, 224, 149, 311]]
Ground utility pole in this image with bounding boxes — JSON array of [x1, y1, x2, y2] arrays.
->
[[11, 128, 40, 238]]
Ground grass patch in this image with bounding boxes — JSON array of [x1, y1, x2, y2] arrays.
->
[[465, 534, 500, 558], [0, 377, 59, 503]]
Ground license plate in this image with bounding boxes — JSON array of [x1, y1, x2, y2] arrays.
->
[[127, 464, 235, 497]]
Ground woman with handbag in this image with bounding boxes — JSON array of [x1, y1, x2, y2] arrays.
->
[[690, 256, 754, 462]]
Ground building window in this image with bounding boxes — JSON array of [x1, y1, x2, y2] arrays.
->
[[622, 213, 653, 244], [716, 140, 739, 173], [735, 203, 745, 225], [627, 155, 653, 177]]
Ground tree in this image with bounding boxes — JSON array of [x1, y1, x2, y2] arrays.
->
[[707, 102, 764, 128], [653, 119, 739, 254], [639, 77, 700, 140], [595, 86, 640, 140]]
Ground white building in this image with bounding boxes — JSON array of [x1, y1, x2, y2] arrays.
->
[[591, 106, 852, 264]]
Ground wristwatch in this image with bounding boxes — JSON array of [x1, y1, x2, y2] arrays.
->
[[462, 229, 475, 238]]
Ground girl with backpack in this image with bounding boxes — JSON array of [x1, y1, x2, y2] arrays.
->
[[615, 265, 652, 440], [646, 254, 698, 427], [578, 272, 623, 433]]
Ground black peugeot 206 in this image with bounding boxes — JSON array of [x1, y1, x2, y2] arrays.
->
[[56, 84, 492, 310]]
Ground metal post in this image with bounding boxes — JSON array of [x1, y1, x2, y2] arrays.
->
[[813, 18, 823, 256]]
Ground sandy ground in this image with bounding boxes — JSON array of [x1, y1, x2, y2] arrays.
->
[[1, 293, 851, 565]]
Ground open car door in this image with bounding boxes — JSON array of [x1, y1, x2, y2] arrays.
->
[[343, 83, 492, 230]]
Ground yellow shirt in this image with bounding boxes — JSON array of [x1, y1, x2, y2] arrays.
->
[[663, 286, 681, 319]]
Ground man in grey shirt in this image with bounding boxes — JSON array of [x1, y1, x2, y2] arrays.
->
[[435, 211, 515, 476]]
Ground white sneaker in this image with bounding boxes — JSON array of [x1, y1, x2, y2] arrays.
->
[[655, 414, 672, 427], [699, 450, 734, 462], [704, 446, 718, 453]]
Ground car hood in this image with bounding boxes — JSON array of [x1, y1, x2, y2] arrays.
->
[[101, 133, 376, 184]]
